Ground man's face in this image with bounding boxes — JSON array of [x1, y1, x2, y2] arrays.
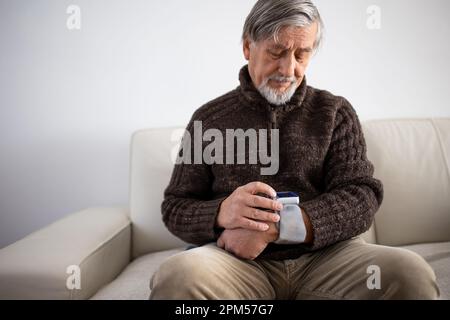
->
[[243, 23, 318, 104]]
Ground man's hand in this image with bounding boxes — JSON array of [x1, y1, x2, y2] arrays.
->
[[216, 182, 282, 232], [217, 223, 279, 260]]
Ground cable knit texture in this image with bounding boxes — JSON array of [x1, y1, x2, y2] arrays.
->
[[161, 65, 384, 260]]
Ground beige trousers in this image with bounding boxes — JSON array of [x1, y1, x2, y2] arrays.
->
[[149, 237, 439, 300]]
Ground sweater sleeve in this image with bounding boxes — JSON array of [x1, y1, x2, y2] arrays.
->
[[300, 98, 384, 251], [161, 117, 227, 246]]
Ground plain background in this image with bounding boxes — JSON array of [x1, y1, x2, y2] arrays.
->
[[1, 0, 449, 249]]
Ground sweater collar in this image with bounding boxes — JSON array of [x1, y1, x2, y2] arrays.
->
[[238, 65, 308, 114]]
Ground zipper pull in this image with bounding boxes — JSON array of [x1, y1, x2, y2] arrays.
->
[[270, 110, 277, 129]]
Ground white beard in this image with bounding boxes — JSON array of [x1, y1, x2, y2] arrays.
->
[[257, 75, 298, 106]]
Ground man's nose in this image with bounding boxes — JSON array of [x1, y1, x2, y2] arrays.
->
[[278, 55, 296, 78]]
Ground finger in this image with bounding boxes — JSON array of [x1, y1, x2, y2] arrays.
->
[[247, 194, 283, 212], [244, 182, 277, 198], [244, 207, 280, 223], [240, 217, 270, 232], [217, 237, 224, 248]]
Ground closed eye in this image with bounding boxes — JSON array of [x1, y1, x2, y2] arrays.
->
[[268, 50, 283, 59]]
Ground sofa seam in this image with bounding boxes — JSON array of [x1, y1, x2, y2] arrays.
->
[[430, 119, 450, 188], [364, 117, 450, 124], [75, 221, 132, 299], [79, 221, 131, 268]]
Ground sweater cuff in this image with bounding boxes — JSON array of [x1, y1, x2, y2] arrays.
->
[[197, 196, 228, 241], [300, 198, 337, 251]]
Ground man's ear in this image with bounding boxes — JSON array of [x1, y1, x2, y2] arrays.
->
[[243, 38, 251, 61]]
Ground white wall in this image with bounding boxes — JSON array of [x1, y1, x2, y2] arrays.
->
[[1, 0, 449, 248]]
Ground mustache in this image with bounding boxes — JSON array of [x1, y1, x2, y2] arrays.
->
[[266, 74, 297, 84]]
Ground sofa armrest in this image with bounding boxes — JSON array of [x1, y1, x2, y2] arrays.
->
[[0, 207, 131, 300]]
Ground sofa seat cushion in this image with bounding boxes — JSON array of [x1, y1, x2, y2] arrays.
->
[[400, 242, 450, 299], [91, 242, 450, 300], [91, 248, 185, 300]]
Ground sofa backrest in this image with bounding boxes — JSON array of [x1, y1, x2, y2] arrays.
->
[[362, 118, 450, 246], [129, 128, 188, 258], [129, 118, 450, 258]]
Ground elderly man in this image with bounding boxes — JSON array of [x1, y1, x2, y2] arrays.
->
[[150, 0, 439, 299]]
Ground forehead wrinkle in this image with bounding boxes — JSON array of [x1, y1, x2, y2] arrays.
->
[[273, 32, 310, 49], [270, 38, 311, 53]]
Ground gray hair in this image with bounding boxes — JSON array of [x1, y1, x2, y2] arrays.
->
[[242, 0, 324, 51]]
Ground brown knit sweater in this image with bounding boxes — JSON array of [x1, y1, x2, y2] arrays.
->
[[161, 65, 383, 260]]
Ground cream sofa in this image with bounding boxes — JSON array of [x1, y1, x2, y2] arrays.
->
[[0, 118, 449, 300]]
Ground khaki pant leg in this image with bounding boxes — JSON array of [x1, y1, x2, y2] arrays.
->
[[149, 243, 276, 300], [291, 237, 439, 300]]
